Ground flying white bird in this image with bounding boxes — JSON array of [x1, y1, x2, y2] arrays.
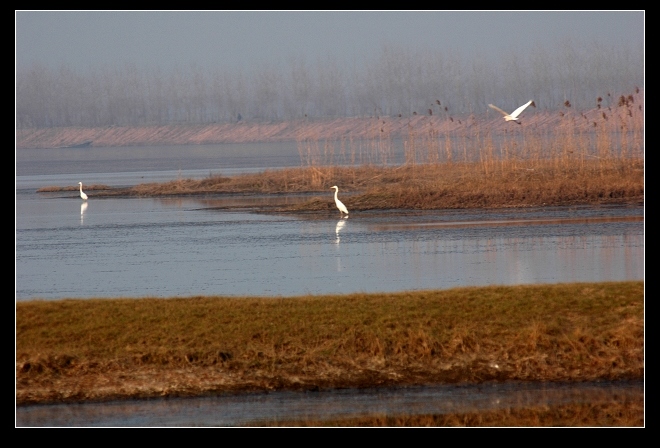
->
[[330, 186, 348, 217], [488, 100, 534, 123], [78, 182, 88, 200]]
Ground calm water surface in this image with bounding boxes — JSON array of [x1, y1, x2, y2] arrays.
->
[[15, 143, 643, 300], [15, 194, 643, 300], [15, 143, 644, 425], [16, 380, 643, 427]]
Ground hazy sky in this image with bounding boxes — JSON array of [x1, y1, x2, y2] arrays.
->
[[16, 11, 644, 73]]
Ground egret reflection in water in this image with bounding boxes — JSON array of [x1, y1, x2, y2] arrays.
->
[[80, 201, 88, 225], [335, 219, 346, 244]]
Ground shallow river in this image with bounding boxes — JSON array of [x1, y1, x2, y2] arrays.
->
[[16, 194, 643, 301]]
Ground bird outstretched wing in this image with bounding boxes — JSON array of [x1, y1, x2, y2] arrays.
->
[[510, 100, 533, 119], [488, 104, 509, 116]]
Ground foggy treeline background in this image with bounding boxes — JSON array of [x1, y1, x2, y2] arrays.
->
[[16, 40, 643, 129]]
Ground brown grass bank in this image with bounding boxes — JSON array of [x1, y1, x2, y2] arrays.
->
[[41, 159, 644, 211], [16, 281, 643, 406]]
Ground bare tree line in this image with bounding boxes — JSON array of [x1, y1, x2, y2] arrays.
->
[[16, 39, 643, 129]]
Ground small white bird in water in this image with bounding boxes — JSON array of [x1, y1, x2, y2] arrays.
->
[[488, 100, 534, 124], [78, 182, 88, 200], [331, 186, 348, 217]]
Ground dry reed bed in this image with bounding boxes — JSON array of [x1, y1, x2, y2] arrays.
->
[[42, 160, 644, 211], [16, 282, 643, 406], [38, 89, 643, 210], [16, 90, 643, 150]]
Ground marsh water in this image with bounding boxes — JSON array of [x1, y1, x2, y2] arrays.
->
[[15, 142, 644, 425], [16, 380, 643, 427], [15, 143, 644, 301]]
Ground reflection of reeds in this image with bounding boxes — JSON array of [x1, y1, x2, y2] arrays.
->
[[267, 401, 644, 427]]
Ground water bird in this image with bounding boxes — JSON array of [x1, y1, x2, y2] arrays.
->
[[78, 182, 88, 200], [488, 100, 534, 124], [331, 186, 349, 217]]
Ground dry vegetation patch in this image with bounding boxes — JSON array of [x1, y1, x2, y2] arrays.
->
[[38, 160, 643, 211], [16, 281, 643, 405], [35, 92, 644, 211]]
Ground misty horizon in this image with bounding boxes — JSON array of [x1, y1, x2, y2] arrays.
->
[[16, 11, 644, 128]]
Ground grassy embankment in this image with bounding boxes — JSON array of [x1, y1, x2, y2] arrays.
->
[[17, 281, 643, 407], [39, 91, 643, 210]]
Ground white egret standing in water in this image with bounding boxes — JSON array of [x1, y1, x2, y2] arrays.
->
[[330, 186, 348, 217], [78, 182, 88, 200], [488, 100, 534, 124]]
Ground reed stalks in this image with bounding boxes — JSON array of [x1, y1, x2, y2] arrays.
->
[[293, 89, 643, 186], [40, 89, 643, 211]]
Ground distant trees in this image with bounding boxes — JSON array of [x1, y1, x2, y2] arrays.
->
[[16, 40, 643, 129]]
